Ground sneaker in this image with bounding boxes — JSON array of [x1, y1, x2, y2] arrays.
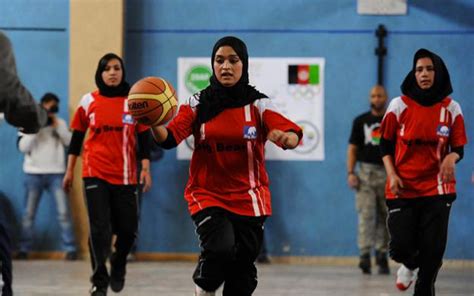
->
[[256, 254, 271, 264], [396, 265, 418, 291], [90, 286, 107, 296], [375, 251, 390, 275], [15, 251, 28, 260], [110, 254, 125, 292], [126, 252, 136, 262], [195, 285, 215, 296], [358, 253, 371, 274], [65, 251, 78, 261]]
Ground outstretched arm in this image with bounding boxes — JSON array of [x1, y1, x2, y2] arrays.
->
[[0, 31, 47, 133]]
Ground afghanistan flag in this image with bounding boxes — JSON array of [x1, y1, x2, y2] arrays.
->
[[288, 64, 320, 85]]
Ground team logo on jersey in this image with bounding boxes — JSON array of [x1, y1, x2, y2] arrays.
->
[[363, 123, 381, 145], [243, 126, 257, 139], [122, 114, 134, 125], [437, 124, 450, 137]]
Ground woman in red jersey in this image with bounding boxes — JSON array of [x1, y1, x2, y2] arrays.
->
[[380, 49, 467, 296], [62, 53, 152, 296], [151, 36, 302, 296]]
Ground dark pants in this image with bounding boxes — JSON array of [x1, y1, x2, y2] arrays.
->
[[83, 178, 138, 289], [192, 207, 265, 296], [387, 196, 453, 296], [0, 220, 12, 296]]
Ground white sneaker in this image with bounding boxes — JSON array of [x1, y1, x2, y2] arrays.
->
[[396, 265, 418, 291], [195, 285, 215, 296]]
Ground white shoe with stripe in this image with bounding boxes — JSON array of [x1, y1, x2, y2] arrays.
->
[[396, 265, 418, 291]]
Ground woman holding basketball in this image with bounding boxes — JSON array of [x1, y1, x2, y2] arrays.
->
[[63, 53, 152, 296], [380, 49, 467, 295], [151, 36, 302, 296]]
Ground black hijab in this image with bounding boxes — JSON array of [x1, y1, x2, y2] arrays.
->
[[401, 48, 452, 106], [95, 53, 130, 97], [196, 36, 268, 125]]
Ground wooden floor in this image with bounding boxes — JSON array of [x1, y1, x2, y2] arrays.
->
[[12, 260, 474, 295]]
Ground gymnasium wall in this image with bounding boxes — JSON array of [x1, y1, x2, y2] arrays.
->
[[0, 0, 472, 259]]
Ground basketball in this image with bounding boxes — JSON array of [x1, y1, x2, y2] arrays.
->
[[127, 77, 178, 126]]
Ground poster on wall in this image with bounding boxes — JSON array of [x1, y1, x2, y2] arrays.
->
[[177, 57, 325, 161]]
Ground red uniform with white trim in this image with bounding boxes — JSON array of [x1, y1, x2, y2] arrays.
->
[[168, 96, 302, 217], [380, 96, 467, 199], [71, 91, 149, 185]]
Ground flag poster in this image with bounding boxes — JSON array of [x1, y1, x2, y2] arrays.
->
[[177, 58, 325, 161]]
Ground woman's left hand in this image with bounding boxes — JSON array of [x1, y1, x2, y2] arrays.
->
[[267, 129, 299, 149], [140, 169, 152, 193], [440, 153, 459, 183]]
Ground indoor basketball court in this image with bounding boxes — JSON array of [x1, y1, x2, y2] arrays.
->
[[1, 0, 473, 295]]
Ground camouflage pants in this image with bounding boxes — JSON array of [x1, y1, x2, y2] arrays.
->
[[355, 163, 389, 255]]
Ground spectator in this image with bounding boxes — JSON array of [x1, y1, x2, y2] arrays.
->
[[17, 92, 77, 260], [347, 85, 390, 274]]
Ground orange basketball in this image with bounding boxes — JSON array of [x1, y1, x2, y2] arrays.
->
[[127, 77, 178, 126]]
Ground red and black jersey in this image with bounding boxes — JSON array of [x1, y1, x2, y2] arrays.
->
[[380, 96, 467, 199], [71, 91, 149, 185], [167, 95, 302, 217]]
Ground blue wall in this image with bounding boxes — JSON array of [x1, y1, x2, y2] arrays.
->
[[0, 0, 69, 250], [0, 0, 472, 259], [125, 0, 474, 259]]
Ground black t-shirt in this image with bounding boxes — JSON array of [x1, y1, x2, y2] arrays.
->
[[349, 111, 384, 165]]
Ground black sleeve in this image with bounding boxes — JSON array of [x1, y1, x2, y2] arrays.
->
[[451, 146, 464, 163], [348, 117, 362, 146], [67, 130, 85, 155], [156, 128, 178, 150], [16, 135, 22, 149], [0, 32, 47, 133], [137, 130, 152, 160], [379, 137, 395, 157]]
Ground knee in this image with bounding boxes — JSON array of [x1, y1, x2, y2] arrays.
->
[[22, 214, 34, 226], [89, 224, 110, 239], [208, 239, 235, 261], [358, 209, 375, 224], [119, 231, 137, 243], [114, 223, 138, 241], [57, 213, 70, 224]]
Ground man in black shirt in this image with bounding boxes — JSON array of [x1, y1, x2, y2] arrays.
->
[[347, 85, 390, 275]]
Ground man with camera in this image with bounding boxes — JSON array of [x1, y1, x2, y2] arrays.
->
[[17, 93, 77, 260]]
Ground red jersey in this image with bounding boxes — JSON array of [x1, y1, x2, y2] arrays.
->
[[380, 96, 467, 199], [167, 95, 303, 217], [71, 91, 149, 185]]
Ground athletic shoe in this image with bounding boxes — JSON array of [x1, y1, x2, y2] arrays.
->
[[90, 285, 107, 296], [110, 253, 125, 292], [65, 251, 78, 261], [375, 251, 390, 275], [15, 251, 28, 260], [358, 253, 371, 274], [256, 254, 271, 264], [126, 252, 136, 262], [396, 265, 418, 291], [195, 285, 215, 296]]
